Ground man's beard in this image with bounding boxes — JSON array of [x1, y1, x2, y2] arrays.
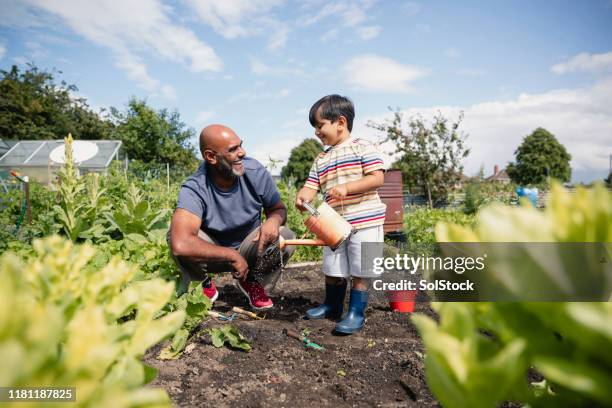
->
[[217, 155, 245, 178]]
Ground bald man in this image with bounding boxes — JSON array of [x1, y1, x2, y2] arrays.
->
[[168, 124, 295, 310]]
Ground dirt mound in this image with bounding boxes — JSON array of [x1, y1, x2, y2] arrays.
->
[[145, 265, 438, 407]]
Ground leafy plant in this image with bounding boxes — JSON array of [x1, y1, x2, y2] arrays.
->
[[53, 134, 111, 242], [106, 183, 170, 237], [0, 235, 185, 407], [159, 281, 212, 359], [412, 183, 612, 408], [209, 325, 252, 352]]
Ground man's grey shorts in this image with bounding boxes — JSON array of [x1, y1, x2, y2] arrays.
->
[[167, 226, 296, 293]]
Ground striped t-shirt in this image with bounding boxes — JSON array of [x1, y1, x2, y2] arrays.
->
[[304, 137, 386, 230]]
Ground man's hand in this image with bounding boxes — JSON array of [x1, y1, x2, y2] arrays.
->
[[327, 184, 349, 200], [253, 218, 281, 255], [229, 251, 249, 280]]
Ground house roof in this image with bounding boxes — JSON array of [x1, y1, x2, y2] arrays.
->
[[486, 168, 510, 181]]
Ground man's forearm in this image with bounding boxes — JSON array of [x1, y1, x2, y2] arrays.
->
[[266, 208, 286, 226], [173, 234, 238, 264]]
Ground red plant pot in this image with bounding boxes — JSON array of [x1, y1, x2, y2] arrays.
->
[[386, 290, 417, 313]]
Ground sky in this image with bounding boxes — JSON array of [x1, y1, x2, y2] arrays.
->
[[1, 0, 611, 182]]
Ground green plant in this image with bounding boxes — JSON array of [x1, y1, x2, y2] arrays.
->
[[412, 183, 612, 408], [463, 181, 483, 215], [159, 281, 212, 359], [404, 207, 475, 246], [53, 135, 111, 242], [208, 325, 252, 352], [106, 183, 170, 237], [0, 235, 185, 407]]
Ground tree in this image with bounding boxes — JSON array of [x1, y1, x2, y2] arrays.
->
[[506, 128, 571, 185], [110, 98, 198, 170], [281, 138, 323, 187], [369, 110, 470, 208], [0, 64, 111, 140]]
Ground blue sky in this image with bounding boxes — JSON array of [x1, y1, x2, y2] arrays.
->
[[1, 0, 611, 182]]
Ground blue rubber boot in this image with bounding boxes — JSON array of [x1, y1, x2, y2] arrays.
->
[[305, 281, 347, 320], [334, 289, 369, 334]]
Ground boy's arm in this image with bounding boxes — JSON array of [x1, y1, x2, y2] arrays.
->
[[327, 170, 384, 199], [295, 187, 318, 211]]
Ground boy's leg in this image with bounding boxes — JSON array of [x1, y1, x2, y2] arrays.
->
[[335, 225, 384, 334], [305, 240, 350, 319]]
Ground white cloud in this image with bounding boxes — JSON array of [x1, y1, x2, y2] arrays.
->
[[359, 25, 381, 40], [458, 68, 487, 77], [186, 0, 284, 38], [355, 78, 612, 178], [249, 58, 304, 76], [0, 43, 5, 60], [402, 1, 421, 16], [227, 87, 291, 103], [320, 28, 339, 42], [551, 51, 612, 74], [25, 0, 222, 72], [444, 47, 460, 59], [114, 53, 177, 100], [187, 0, 288, 49], [267, 24, 289, 50], [247, 135, 310, 175], [342, 54, 429, 93], [302, 0, 376, 28], [194, 110, 216, 126], [13, 56, 28, 65], [24, 41, 47, 59], [0, 0, 46, 27], [16, 0, 219, 99]]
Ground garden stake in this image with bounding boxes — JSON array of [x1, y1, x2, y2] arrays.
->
[[283, 328, 325, 350], [232, 306, 264, 320]]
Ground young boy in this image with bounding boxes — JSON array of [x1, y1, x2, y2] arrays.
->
[[296, 94, 386, 334]]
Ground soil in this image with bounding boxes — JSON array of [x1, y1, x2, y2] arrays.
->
[[144, 264, 439, 407]]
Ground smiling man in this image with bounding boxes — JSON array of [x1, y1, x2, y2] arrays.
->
[[168, 124, 295, 310]]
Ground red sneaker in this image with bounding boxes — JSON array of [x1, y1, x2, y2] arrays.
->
[[202, 281, 219, 303], [236, 279, 273, 310]]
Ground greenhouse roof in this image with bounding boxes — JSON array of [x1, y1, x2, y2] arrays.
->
[[0, 140, 122, 168]]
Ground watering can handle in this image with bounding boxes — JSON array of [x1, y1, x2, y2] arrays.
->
[[302, 201, 319, 216]]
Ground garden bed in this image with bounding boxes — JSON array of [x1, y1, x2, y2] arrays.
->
[[144, 264, 438, 407]]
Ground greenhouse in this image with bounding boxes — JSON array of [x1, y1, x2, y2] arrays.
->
[[0, 139, 122, 186]]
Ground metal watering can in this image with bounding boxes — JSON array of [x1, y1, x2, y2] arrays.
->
[[280, 201, 354, 251]]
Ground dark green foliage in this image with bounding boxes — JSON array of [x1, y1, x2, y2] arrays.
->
[[506, 128, 571, 185], [463, 181, 482, 215], [109, 98, 199, 171], [0, 64, 111, 140], [281, 138, 323, 187], [369, 110, 470, 208]]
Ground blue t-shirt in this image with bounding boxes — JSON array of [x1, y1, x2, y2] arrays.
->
[[176, 157, 281, 248]]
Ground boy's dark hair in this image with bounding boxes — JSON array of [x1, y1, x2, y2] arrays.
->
[[309, 94, 355, 132]]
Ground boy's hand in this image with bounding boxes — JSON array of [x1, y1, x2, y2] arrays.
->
[[295, 188, 316, 212], [327, 184, 349, 200]]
